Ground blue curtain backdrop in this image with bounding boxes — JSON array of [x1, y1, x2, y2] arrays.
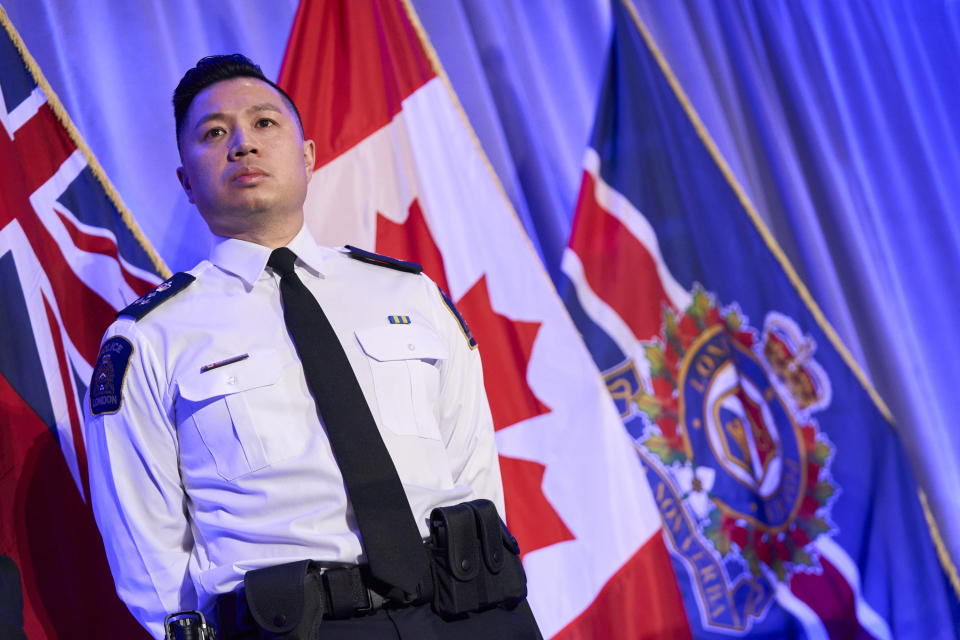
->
[[5, 0, 958, 587]]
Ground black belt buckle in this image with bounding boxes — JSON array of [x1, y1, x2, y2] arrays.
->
[[354, 586, 376, 615], [320, 564, 374, 619]]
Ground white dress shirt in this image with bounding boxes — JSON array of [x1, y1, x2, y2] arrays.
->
[[84, 226, 502, 638]]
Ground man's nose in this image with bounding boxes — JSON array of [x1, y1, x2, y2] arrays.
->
[[230, 129, 258, 157]]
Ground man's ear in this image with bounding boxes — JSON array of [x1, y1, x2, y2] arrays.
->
[[177, 167, 196, 204], [303, 139, 316, 178]]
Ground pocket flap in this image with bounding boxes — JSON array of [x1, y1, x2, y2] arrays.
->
[[178, 350, 283, 400], [355, 324, 449, 362]]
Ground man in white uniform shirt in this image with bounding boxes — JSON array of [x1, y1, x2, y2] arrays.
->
[[84, 55, 539, 640]]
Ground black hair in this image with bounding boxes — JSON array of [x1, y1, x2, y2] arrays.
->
[[173, 54, 304, 149]]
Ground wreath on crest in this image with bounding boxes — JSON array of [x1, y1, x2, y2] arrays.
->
[[634, 288, 838, 582]]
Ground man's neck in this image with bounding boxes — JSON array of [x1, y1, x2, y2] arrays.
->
[[207, 212, 304, 249], [228, 227, 300, 249]]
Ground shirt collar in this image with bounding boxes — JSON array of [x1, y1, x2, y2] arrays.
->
[[208, 224, 329, 287]]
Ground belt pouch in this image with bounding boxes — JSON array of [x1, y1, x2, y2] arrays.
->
[[469, 500, 527, 609], [428, 499, 528, 616], [244, 560, 323, 639], [428, 501, 481, 615]]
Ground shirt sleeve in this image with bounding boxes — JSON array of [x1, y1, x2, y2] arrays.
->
[[428, 281, 506, 519], [84, 320, 196, 639]]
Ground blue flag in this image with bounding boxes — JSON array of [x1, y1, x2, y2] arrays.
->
[[561, 1, 960, 637]]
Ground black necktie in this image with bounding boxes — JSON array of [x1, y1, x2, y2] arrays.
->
[[267, 247, 430, 600]]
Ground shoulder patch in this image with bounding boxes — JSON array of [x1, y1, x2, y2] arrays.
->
[[89, 336, 134, 416], [438, 286, 477, 349], [345, 245, 422, 274], [118, 272, 195, 320]]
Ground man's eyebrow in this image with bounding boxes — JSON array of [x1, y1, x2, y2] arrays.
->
[[249, 102, 284, 115], [193, 112, 226, 130], [192, 103, 285, 130]]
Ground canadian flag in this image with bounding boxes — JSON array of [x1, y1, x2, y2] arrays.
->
[[278, 1, 691, 638]]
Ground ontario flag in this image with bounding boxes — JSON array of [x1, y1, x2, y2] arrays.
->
[[561, 1, 960, 639], [0, 12, 159, 639], [278, 0, 691, 637]]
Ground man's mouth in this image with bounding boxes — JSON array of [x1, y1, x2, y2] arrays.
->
[[231, 167, 268, 184]]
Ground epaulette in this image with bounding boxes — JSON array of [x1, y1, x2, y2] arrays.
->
[[345, 245, 422, 274], [118, 272, 195, 321]]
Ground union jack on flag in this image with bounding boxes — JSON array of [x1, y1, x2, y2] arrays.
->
[[0, 12, 161, 637]]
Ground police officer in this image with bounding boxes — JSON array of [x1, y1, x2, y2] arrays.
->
[[84, 55, 540, 640]]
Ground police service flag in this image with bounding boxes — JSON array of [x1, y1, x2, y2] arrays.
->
[[560, 2, 960, 638]]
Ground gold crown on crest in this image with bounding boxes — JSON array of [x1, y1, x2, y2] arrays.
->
[[761, 313, 830, 411]]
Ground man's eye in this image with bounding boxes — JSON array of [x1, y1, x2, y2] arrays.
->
[[203, 127, 226, 140], [256, 118, 276, 128]]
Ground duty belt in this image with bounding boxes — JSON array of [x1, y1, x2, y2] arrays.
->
[[215, 563, 416, 637], [213, 499, 527, 637]]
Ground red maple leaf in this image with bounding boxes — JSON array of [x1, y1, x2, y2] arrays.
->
[[499, 455, 575, 560], [376, 201, 551, 432], [456, 276, 551, 431], [375, 199, 449, 294], [376, 200, 569, 556]]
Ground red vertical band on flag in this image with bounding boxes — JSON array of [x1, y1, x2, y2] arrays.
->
[[552, 533, 692, 640], [569, 171, 673, 341], [279, 0, 436, 167]]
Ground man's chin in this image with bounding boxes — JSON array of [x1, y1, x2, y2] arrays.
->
[[228, 197, 276, 217], [203, 203, 302, 234]]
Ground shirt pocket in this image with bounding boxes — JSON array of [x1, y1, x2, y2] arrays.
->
[[355, 324, 449, 440], [177, 350, 283, 481]]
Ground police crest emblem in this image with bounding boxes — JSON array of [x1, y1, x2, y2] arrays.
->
[[605, 288, 839, 633], [90, 336, 134, 416]]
